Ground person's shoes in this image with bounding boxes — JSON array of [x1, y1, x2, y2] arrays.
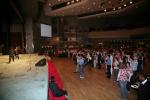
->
[[65, 95, 69, 100], [80, 76, 84, 79], [73, 71, 78, 73]]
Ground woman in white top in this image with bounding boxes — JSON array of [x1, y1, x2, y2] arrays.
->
[[113, 57, 119, 82]]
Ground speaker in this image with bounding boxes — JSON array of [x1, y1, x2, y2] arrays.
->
[[35, 58, 46, 67]]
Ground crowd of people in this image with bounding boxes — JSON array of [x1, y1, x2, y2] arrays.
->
[[67, 47, 149, 100], [30, 43, 150, 100]]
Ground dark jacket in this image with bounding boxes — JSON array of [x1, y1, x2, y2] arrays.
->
[[49, 82, 65, 97], [137, 79, 150, 100]]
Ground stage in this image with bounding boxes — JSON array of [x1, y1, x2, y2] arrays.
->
[[0, 54, 48, 100], [0, 54, 137, 100]]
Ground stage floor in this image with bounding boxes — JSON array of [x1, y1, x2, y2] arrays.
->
[[0, 54, 48, 100]]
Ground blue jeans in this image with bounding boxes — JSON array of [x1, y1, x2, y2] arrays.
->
[[119, 81, 129, 100], [79, 64, 84, 77]]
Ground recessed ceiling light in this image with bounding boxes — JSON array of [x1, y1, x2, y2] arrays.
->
[[118, 6, 122, 9], [108, 1, 111, 4], [104, 9, 107, 12], [48, 3, 51, 6], [71, 0, 75, 4], [113, 8, 116, 11], [67, 2, 70, 5], [93, 2, 96, 5], [123, 4, 127, 7], [129, 1, 133, 4]]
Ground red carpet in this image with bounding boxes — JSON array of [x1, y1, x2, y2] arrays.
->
[[48, 61, 66, 100]]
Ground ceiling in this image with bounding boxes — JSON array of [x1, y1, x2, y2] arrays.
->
[[45, 0, 146, 17], [2, 0, 150, 28], [6, 0, 149, 20]]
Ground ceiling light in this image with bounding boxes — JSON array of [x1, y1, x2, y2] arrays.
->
[[129, 1, 133, 4], [67, 2, 70, 5], [104, 9, 107, 12], [93, 2, 96, 5], [48, 3, 51, 6], [71, 0, 75, 4], [76, 0, 79, 2], [123, 4, 127, 7], [118, 6, 122, 9], [113, 8, 116, 11]]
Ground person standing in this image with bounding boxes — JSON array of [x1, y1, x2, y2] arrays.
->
[[113, 57, 119, 82], [14, 46, 19, 59], [75, 53, 80, 73], [8, 48, 15, 63], [78, 54, 85, 79], [106, 54, 112, 78], [117, 61, 130, 100]]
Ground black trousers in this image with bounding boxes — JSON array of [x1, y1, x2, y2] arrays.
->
[[9, 56, 14, 63], [107, 65, 111, 78]]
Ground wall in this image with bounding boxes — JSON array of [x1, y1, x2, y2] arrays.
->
[[88, 26, 150, 39], [33, 15, 52, 52]]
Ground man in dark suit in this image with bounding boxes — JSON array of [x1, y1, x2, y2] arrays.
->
[[137, 73, 150, 100]]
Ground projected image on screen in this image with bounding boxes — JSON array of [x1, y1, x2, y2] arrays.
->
[[41, 24, 52, 37]]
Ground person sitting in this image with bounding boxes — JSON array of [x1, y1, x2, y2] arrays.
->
[[137, 72, 150, 100], [49, 76, 69, 99]]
